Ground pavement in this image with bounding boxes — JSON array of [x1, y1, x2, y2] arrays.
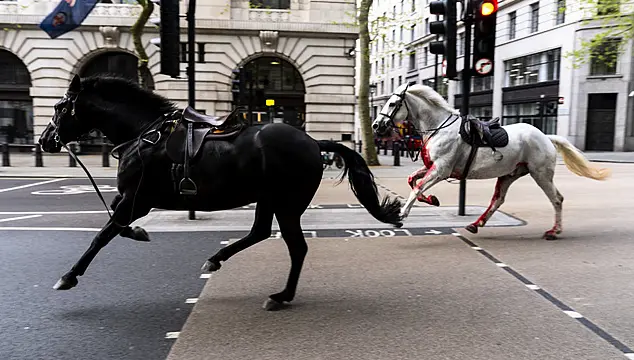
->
[[1, 148, 634, 359]]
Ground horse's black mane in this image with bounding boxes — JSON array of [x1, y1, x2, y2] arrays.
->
[[80, 73, 178, 114]]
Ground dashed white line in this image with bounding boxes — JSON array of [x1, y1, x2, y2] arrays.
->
[[452, 232, 461, 236], [0, 215, 42, 223], [199, 274, 211, 279], [624, 353, 634, 360], [220, 240, 229, 245], [185, 298, 198, 304], [0, 210, 109, 215], [0, 178, 66, 193], [471, 246, 482, 250], [526, 284, 540, 290], [563, 311, 584, 319], [495, 263, 508, 267], [165, 332, 180, 339], [0, 227, 101, 232]]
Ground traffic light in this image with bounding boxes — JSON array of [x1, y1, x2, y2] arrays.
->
[[149, 0, 180, 78], [472, 0, 498, 77], [429, 0, 457, 79]]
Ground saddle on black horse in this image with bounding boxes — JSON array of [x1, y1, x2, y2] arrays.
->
[[164, 106, 246, 195]]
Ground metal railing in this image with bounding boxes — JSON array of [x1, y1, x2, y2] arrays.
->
[[1, 142, 113, 168]]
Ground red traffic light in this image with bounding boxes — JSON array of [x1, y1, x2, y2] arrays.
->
[[480, 0, 498, 16]]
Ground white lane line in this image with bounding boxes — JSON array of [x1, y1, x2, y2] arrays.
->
[[624, 353, 634, 359], [0, 215, 42, 223], [199, 274, 211, 279], [0, 227, 101, 232], [0, 210, 109, 215], [526, 284, 540, 290], [563, 311, 584, 319], [165, 332, 180, 339], [220, 240, 229, 245], [495, 263, 508, 267], [0, 178, 66, 193], [185, 298, 198, 304]]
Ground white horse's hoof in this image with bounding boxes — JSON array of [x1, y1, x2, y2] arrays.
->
[[201, 260, 221, 272], [53, 276, 77, 290]]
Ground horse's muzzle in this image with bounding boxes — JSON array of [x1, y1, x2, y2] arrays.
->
[[372, 122, 389, 137]]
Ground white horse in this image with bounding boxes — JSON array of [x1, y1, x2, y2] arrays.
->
[[371, 83, 611, 240]]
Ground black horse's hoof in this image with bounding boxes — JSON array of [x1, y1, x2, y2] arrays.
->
[[131, 227, 150, 242], [430, 195, 440, 207], [53, 276, 78, 290], [263, 297, 289, 311], [201, 260, 221, 272], [465, 224, 478, 234], [393, 221, 404, 228]]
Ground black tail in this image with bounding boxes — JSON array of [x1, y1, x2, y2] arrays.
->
[[317, 140, 403, 227]]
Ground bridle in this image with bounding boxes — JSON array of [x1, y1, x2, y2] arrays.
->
[[378, 86, 461, 161]]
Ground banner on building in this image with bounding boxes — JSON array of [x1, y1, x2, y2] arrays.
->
[[39, 0, 99, 39]]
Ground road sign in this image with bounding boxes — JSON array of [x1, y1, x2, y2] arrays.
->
[[474, 58, 493, 75]]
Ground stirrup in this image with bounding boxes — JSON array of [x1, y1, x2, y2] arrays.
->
[[179, 177, 198, 195]]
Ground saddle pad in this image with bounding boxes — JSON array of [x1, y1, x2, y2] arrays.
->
[[459, 119, 509, 148]]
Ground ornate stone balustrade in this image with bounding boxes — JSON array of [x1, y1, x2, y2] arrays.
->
[[248, 9, 290, 22]]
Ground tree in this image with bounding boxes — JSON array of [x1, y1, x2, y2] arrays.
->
[[130, 0, 155, 89], [335, 2, 425, 166], [563, 0, 632, 70]]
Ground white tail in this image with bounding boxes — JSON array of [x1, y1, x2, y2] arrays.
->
[[547, 135, 611, 180]]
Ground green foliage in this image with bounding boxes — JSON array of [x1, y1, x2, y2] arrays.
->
[[562, 0, 633, 69]]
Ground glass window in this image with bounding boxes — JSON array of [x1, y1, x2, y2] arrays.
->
[[509, 12, 516, 40], [530, 3, 539, 33], [597, 0, 620, 15], [590, 38, 620, 75], [502, 101, 557, 134], [556, 0, 565, 24], [421, 77, 448, 98], [250, 0, 290, 9], [504, 48, 560, 87]]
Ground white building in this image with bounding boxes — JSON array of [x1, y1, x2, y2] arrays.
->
[[366, 0, 634, 151], [0, 0, 359, 151]]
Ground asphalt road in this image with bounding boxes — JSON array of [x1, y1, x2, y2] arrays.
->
[[0, 178, 225, 360]]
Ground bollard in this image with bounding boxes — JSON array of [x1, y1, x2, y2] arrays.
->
[[189, 210, 196, 220], [34, 143, 43, 167], [383, 141, 387, 155], [69, 143, 77, 167], [102, 141, 110, 167], [2, 143, 9, 167], [357, 140, 362, 153], [400, 141, 405, 156], [393, 141, 401, 166]]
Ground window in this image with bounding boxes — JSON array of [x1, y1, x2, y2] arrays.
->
[[597, 0, 620, 15], [590, 38, 620, 75], [454, 73, 493, 93], [423, 46, 428, 66], [458, 33, 465, 56], [391, 78, 395, 92], [398, 76, 402, 86], [399, 52, 402, 67], [393, 5, 396, 17], [411, 0, 415, 12], [400, 26, 403, 42], [391, 54, 395, 68], [470, 106, 493, 121], [503, 102, 557, 134], [504, 48, 561, 87], [556, 0, 565, 24], [409, 51, 416, 70], [509, 12, 516, 39], [380, 80, 384, 94], [424, 19, 428, 35], [381, 58, 385, 72], [530, 3, 539, 33], [411, 25, 415, 41], [250, 0, 290, 9]]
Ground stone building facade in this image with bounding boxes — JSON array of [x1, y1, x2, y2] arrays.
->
[[0, 0, 359, 150]]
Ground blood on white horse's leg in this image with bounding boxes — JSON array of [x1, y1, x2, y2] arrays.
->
[[408, 168, 440, 206], [530, 168, 564, 240], [400, 164, 447, 219], [465, 164, 529, 234]]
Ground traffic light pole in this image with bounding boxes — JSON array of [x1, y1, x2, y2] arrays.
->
[[434, 14, 439, 92], [187, 0, 196, 221], [458, 0, 473, 216]]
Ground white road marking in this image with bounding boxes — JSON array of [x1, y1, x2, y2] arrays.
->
[[165, 332, 180, 339], [495, 263, 508, 267], [563, 311, 584, 319], [623, 353, 634, 360], [0, 178, 66, 193], [199, 274, 211, 279], [526, 284, 540, 290], [220, 240, 229, 245], [471, 246, 482, 250], [0, 210, 109, 215], [0, 215, 42, 223], [185, 298, 198, 304], [0, 227, 101, 232], [452, 232, 461, 236]]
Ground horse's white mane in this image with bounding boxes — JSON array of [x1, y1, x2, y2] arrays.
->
[[399, 83, 460, 115]]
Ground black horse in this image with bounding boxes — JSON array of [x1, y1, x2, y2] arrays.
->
[[38, 74, 402, 310]]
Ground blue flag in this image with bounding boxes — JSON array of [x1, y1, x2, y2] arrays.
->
[[39, 0, 100, 39]]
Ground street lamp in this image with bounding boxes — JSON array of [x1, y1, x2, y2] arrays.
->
[[369, 83, 377, 119]]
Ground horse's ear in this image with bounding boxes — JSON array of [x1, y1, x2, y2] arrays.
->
[[69, 74, 81, 93], [400, 82, 409, 96]]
